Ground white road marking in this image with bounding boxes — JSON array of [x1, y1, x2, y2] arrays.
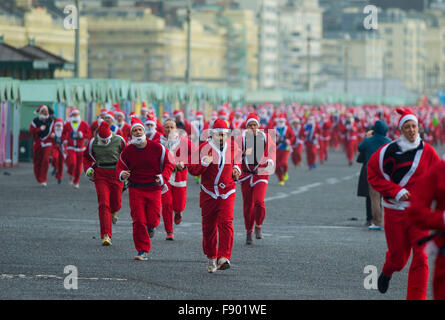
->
[[1, 273, 127, 281]]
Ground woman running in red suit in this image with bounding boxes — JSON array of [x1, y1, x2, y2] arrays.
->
[[84, 121, 126, 246], [188, 119, 241, 273], [237, 113, 275, 245], [116, 117, 175, 261], [367, 108, 440, 300]]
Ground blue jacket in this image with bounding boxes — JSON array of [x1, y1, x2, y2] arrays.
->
[[358, 120, 391, 164]]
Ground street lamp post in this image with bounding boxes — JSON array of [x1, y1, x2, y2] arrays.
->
[[185, 0, 191, 84], [343, 33, 350, 94], [74, 0, 80, 78]]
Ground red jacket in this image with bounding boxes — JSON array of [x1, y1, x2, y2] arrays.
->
[[62, 120, 91, 152], [188, 139, 241, 205], [146, 130, 162, 144], [30, 116, 55, 149], [236, 130, 275, 186], [367, 139, 440, 211], [117, 122, 131, 142], [116, 140, 175, 192]]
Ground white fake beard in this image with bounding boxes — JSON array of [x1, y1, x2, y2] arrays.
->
[[71, 116, 81, 123], [55, 128, 63, 138], [131, 135, 146, 145], [397, 134, 421, 153], [39, 115, 49, 121], [145, 126, 156, 135], [277, 122, 285, 128]]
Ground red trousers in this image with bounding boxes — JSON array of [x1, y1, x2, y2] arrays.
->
[[201, 193, 235, 260], [433, 254, 445, 300], [129, 187, 161, 253], [33, 144, 52, 183], [319, 139, 329, 163], [66, 149, 83, 184], [241, 180, 268, 232], [51, 146, 65, 181], [275, 150, 289, 182], [382, 209, 430, 300], [305, 142, 317, 168], [291, 144, 303, 167], [93, 168, 123, 239], [345, 140, 357, 163], [161, 184, 187, 234]]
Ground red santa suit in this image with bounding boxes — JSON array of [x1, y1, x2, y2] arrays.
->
[[173, 110, 191, 136], [116, 118, 175, 256], [319, 117, 331, 163], [144, 114, 162, 143], [51, 118, 66, 183], [408, 160, 445, 300], [84, 122, 126, 242], [114, 108, 132, 142], [29, 105, 55, 185], [274, 114, 295, 183], [190, 111, 206, 146], [160, 133, 196, 237], [367, 108, 440, 300], [63, 109, 91, 186], [300, 118, 320, 170], [341, 116, 358, 165], [290, 119, 303, 167], [188, 119, 241, 267], [237, 114, 275, 239]]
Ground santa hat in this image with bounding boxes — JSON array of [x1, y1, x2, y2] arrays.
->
[[396, 108, 418, 130], [218, 109, 227, 119], [141, 102, 149, 111], [98, 121, 112, 140], [54, 118, 64, 127], [162, 111, 170, 118], [211, 118, 229, 133], [245, 113, 259, 127], [210, 111, 218, 121], [36, 105, 48, 114], [173, 110, 184, 118], [129, 111, 137, 118], [277, 113, 287, 121], [114, 108, 125, 117], [99, 108, 108, 116], [131, 117, 145, 132], [104, 111, 115, 120], [69, 108, 80, 117], [196, 111, 204, 120], [144, 114, 157, 126]]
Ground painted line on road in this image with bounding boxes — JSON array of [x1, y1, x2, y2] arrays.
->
[[1, 273, 127, 281]]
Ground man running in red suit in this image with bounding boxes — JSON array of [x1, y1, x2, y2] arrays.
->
[[188, 119, 241, 273], [30, 105, 55, 187], [116, 117, 175, 260], [63, 108, 91, 189], [274, 114, 295, 185], [290, 117, 303, 167], [341, 113, 358, 166], [114, 108, 131, 142], [50, 118, 65, 184], [237, 113, 275, 245], [319, 113, 331, 164], [84, 121, 126, 246], [368, 108, 440, 300], [144, 114, 162, 143], [300, 116, 320, 170], [160, 119, 196, 240], [407, 159, 445, 300]]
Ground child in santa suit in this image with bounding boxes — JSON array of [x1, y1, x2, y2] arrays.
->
[[367, 108, 440, 300], [160, 119, 197, 240], [188, 119, 242, 273], [29, 105, 55, 186], [62, 108, 91, 189], [274, 114, 295, 185], [407, 160, 445, 300], [50, 118, 66, 184], [116, 117, 175, 261], [237, 113, 275, 245], [84, 121, 126, 246]]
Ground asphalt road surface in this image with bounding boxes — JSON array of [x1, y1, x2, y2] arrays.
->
[[1, 146, 443, 300]]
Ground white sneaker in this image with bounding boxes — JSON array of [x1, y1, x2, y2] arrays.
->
[[73, 183, 79, 189], [217, 257, 231, 270], [134, 251, 149, 261], [207, 258, 217, 273], [41, 182, 47, 187], [111, 213, 118, 225], [102, 234, 112, 246]]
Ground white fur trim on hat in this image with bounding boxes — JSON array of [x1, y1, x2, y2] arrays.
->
[[246, 118, 259, 126], [131, 123, 145, 131], [399, 114, 418, 130]]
